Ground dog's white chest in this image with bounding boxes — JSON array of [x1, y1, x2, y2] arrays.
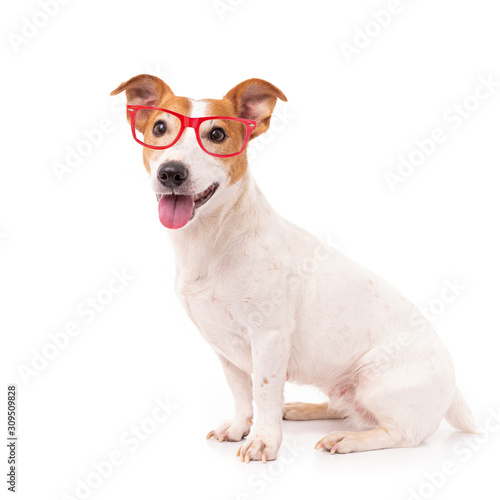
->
[[176, 273, 253, 372]]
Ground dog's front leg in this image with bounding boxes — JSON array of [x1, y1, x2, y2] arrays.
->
[[238, 329, 290, 463], [206, 354, 254, 442]]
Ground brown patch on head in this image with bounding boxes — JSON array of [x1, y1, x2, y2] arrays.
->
[[111, 75, 287, 181], [200, 78, 287, 183], [140, 94, 192, 172], [263, 377, 269, 384], [221, 78, 287, 183], [111, 74, 172, 106], [110, 75, 190, 174], [202, 98, 250, 183], [224, 78, 287, 139]]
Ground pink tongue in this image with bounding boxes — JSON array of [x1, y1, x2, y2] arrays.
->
[[158, 195, 195, 229]]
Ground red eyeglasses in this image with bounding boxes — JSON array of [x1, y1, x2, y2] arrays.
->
[[126, 105, 257, 158]]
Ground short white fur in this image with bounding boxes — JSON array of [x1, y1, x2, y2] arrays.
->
[[115, 76, 476, 463]]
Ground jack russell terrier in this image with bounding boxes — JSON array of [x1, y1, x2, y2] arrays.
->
[[111, 75, 475, 463]]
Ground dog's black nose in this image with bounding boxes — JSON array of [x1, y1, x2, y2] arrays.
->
[[157, 162, 189, 187]]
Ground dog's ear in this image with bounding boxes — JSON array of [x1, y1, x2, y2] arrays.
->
[[224, 78, 287, 139], [110, 74, 173, 105], [110, 74, 173, 131]]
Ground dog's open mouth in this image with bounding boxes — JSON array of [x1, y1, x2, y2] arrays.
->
[[156, 183, 218, 229]]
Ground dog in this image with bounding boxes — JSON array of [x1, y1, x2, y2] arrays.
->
[[111, 74, 475, 463]]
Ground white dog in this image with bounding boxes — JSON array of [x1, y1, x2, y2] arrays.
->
[[111, 75, 475, 463]]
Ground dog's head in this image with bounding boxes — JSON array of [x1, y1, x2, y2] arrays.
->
[[110, 75, 287, 229]]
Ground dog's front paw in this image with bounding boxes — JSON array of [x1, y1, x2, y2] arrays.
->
[[206, 417, 252, 442], [237, 431, 281, 463]]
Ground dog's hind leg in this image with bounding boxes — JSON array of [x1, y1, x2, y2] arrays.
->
[[314, 426, 404, 453], [283, 401, 347, 420], [315, 337, 458, 454]]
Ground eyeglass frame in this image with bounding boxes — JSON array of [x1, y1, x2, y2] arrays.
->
[[126, 105, 257, 158]]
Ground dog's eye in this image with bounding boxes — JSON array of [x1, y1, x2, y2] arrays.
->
[[210, 127, 226, 142], [153, 120, 167, 137]]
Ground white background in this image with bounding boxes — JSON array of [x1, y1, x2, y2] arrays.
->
[[2, 0, 500, 499]]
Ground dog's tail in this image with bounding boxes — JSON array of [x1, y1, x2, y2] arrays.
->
[[445, 386, 476, 433]]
